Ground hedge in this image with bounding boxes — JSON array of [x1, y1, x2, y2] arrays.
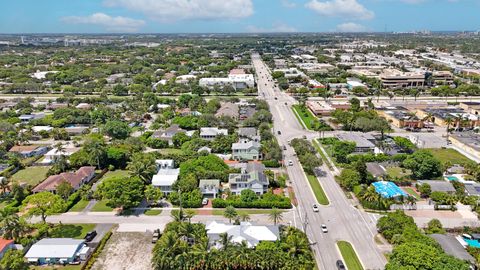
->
[[82, 230, 113, 270], [65, 191, 81, 211], [212, 198, 292, 209]]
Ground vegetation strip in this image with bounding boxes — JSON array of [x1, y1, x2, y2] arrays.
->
[[337, 241, 364, 270]]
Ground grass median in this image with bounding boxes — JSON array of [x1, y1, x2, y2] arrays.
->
[[306, 174, 329, 205], [312, 140, 333, 170], [337, 241, 364, 270]]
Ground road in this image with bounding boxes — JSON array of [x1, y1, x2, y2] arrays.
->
[[252, 54, 387, 270]]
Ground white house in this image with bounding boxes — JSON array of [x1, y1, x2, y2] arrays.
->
[[25, 238, 89, 265], [152, 159, 179, 194], [41, 147, 80, 164], [206, 221, 279, 248], [200, 127, 228, 141]]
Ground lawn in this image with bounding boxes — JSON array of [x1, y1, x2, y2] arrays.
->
[[337, 241, 364, 270], [11, 166, 51, 187], [102, 169, 130, 179], [292, 105, 316, 130], [426, 148, 474, 165], [32, 266, 82, 270], [157, 148, 184, 155], [306, 174, 329, 205], [49, 223, 96, 239], [386, 166, 411, 179], [91, 200, 114, 212], [69, 199, 89, 212], [404, 187, 420, 199], [144, 209, 162, 216]]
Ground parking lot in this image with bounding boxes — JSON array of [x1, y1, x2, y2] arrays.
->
[[91, 232, 154, 270]]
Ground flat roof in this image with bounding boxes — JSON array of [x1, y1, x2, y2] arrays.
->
[[430, 234, 475, 263], [336, 133, 376, 149], [417, 180, 456, 193]]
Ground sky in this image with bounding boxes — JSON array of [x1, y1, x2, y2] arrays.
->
[[0, 0, 479, 34]]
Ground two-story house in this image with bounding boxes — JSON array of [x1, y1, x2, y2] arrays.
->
[[232, 140, 262, 161], [228, 170, 268, 195], [200, 127, 228, 141]]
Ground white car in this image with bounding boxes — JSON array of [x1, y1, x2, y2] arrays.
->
[[202, 198, 209, 205], [312, 204, 319, 212], [321, 224, 328, 233], [288, 160, 293, 166]]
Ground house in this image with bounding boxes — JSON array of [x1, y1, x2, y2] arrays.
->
[[19, 113, 45, 123], [417, 180, 456, 194], [32, 167, 95, 193], [238, 127, 260, 141], [25, 238, 90, 265], [75, 103, 92, 110], [430, 234, 475, 263], [366, 163, 387, 178], [9, 145, 48, 158], [200, 127, 228, 141], [64, 126, 89, 136], [199, 179, 221, 198], [206, 221, 279, 249], [228, 170, 268, 195], [0, 239, 14, 259], [215, 102, 239, 120], [41, 147, 80, 164], [152, 124, 185, 146], [336, 133, 376, 153], [152, 160, 179, 194], [465, 183, 480, 197], [232, 140, 262, 161]]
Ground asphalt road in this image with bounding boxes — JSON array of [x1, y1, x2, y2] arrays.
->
[[252, 54, 387, 270]]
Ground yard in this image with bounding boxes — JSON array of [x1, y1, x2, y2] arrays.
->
[[11, 166, 51, 187], [306, 174, 329, 205], [102, 169, 130, 179], [292, 105, 316, 130], [403, 187, 420, 199], [91, 200, 114, 212], [49, 223, 96, 239], [91, 232, 154, 270], [386, 166, 411, 179], [69, 199, 90, 212], [337, 241, 364, 270], [426, 148, 474, 165]]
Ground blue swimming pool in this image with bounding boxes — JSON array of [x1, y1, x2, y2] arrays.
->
[[446, 176, 459, 181], [464, 238, 480, 248]]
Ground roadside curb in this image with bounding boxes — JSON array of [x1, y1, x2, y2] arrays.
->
[[336, 240, 366, 270]]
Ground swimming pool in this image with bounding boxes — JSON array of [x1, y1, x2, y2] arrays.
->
[[446, 176, 459, 181], [464, 238, 480, 248]]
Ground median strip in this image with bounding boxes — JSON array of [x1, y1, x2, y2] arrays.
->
[[306, 174, 329, 205], [337, 241, 364, 270]]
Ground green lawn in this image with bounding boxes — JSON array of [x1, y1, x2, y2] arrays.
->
[[404, 187, 420, 199], [292, 105, 317, 130], [11, 166, 51, 187], [49, 223, 96, 239], [211, 209, 283, 216], [426, 148, 474, 165], [157, 148, 184, 155], [144, 209, 163, 216], [69, 199, 90, 212], [102, 169, 130, 179], [306, 174, 329, 205], [91, 200, 114, 212], [386, 166, 411, 179], [337, 241, 364, 270], [313, 140, 333, 170]]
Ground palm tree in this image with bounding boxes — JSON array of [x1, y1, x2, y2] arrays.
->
[[54, 142, 66, 156], [268, 207, 284, 225], [218, 232, 233, 251], [223, 206, 237, 224], [184, 209, 196, 223], [0, 177, 10, 194], [171, 209, 185, 222], [361, 186, 380, 203], [1, 214, 27, 240], [285, 232, 309, 257], [445, 117, 454, 140], [238, 212, 251, 222]]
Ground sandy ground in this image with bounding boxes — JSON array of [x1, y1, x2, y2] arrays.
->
[[91, 232, 154, 270]]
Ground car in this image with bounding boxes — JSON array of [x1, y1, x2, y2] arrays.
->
[[283, 145, 287, 150], [284, 102, 287, 105], [321, 224, 328, 233], [312, 204, 319, 212], [84, 231, 97, 242], [288, 160, 293, 166], [336, 260, 346, 270], [274, 97, 278, 100], [202, 198, 209, 205], [277, 130, 281, 135], [152, 230, 160, 243]]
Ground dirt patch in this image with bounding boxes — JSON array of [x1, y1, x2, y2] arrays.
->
[[91, 232, 154, 270]]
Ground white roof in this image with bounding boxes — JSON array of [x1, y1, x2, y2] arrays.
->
[[32, 126, 53, 132], [151, 168, 179, 186], [25, 238, 84, 259], [155, 159, 174, 169], [200, 127, 228, 136], [206, 221, 279, 248]]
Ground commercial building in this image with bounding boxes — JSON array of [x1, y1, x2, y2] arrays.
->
[[273, 68, 306, 79], [431, 71, 454, 85], [449, 132, 480, 160], [417, 108, 480, 128], [380, 69, 425, 88], [199, 69, 255, 90], [25, 238, 90, 265], [376, 106, 424, 129], [206, 221, 279, 249], [33, 167, 95, 193], [306, 101, 350, 116], [336, 133, 376, 153]]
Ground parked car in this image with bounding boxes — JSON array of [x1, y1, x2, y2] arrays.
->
[[312, 204, 319, 212], [84, 231, 97, 242], [152, 229, 161, 243], [336, 260, 346, 270], [321, 224, 328, 233], [288, 160, 293, 166], [277, 130, 281, 135], [283, 145, 287, 150], [202, 198, 209, 205]]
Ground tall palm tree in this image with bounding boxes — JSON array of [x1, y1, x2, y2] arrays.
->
[[218, 232, 232, 251], [223, 206, 238, 224], [54, 142, 65, 156], [170, 209, 185, 222], [238, 212, 251, 222], [184, 209, 196, 223], [268, 207, 284, 225], [285, 232, 309, 257], [1, 214, 27, 240], [445, 117, 454, 141]]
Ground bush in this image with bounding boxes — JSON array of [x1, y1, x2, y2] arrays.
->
[[147, 137, 169, 149], [83, 230, 113, 270], [65, 191, 81, 211], [212, 193, 292, 209], [263, 160, 280, 168]]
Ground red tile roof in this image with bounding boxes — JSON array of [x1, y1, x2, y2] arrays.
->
[[33, 166, 95, 193], [0, 239, 14, 252]]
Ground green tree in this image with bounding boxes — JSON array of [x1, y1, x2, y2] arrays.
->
[[403, 150, 442, 179], [127, 153, 157, 184], [338, 168, 360, 191], [425, 219, 445, 234], [377, 210, 416, 242], [56, 180, 73, 200], [223, 206, 238, 224], [103, 120, 131, 140], [240, 189, 258, 203], [95, 176, 144, 209], [22, 192, 66, 223], [144, 185, 163, 206], [0, 249, 29, 270], [268, 208, 284, 225]]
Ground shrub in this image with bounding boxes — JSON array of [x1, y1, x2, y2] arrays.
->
[[83, 230, 113, 270]]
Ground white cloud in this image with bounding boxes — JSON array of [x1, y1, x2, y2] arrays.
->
[[62, 13, 145, 32], [246, 23, 297, 33], [103, 0, 254, 22], [305, 0, 374, 20], [335, 22, 367, 32], [281, 0, 297, 8]]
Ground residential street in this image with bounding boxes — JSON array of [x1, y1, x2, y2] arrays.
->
[[252, 53, 387, 270]]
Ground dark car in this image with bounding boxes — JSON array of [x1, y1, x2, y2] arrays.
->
[[277, 130, 281, 135], [336, 260, 346, 270], [84, 231, 97, 242]]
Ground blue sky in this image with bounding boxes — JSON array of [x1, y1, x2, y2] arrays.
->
[[0, 0, 479, 33]]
